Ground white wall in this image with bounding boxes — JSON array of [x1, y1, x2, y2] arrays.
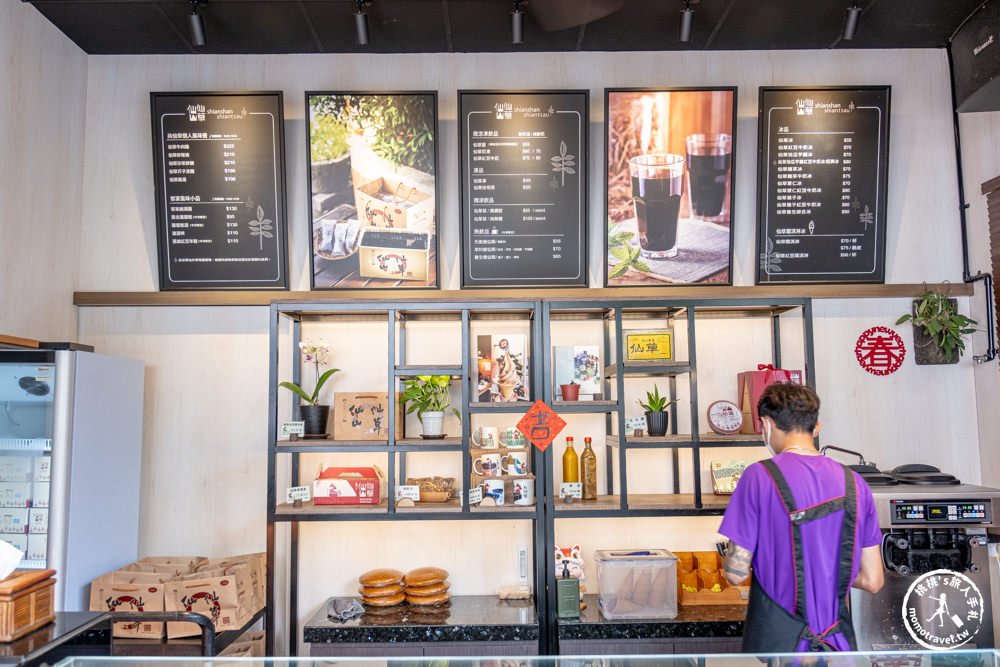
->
[[63, 47, 988, 648], [0, 1, 87, 341]]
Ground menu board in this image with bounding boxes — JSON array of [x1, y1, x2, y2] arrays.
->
[[756, 86, 890, 284], [460, 90, 588, 288], [151, 91, 288, 290]]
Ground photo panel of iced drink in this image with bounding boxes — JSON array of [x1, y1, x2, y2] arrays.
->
[[684, 133, 732, 223], [629, 154, 685, 259]]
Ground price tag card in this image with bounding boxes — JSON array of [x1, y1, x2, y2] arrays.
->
[[559, 482, 582, 499], [468, 486, 483, 504], [625, 416, 646, 436], [286, 486, 310, 503], [281, 421, 305, 437], [395, 485, 421, 502]]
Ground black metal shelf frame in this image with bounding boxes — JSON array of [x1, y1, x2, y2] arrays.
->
[[266, 296, 815, 657]]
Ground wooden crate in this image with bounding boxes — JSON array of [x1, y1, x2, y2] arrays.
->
[[675, 552, 750, 606], [0, 569, 56, 641]]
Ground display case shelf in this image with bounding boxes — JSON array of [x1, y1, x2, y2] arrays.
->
[[394, 365, 464, 377], [604, 362, 692, 377], [550, 400, 619, 412], [467, 402, 534, 413], [552, 493, 731, 517], [605, 434, 765, 448]]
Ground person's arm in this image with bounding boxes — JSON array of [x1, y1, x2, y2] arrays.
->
[[723, 542, 753, 586], [851, 544, 884, 593]]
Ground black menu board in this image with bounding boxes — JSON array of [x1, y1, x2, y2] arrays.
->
[[756, 86, 890, 284], [151, 91, 288, 290], [460, 90, 588, 288]]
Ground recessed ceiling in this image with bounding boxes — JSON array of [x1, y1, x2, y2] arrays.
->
[[24, 0, 986, 55]]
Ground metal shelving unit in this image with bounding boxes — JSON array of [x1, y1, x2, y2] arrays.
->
[[265, 296, 814, 656]]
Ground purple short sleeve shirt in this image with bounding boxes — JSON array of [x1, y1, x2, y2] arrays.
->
[[719, 452, 881, 652]]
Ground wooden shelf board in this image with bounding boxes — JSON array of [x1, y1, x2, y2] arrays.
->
[[554, 494, 730, 513], [277, 438, 387, 448], [275, 500, 388, 516], [395, 365, 463, 374], [605, 434, 767, 447], [470, 503, 536, 513], [396, 498, 462, 513], [552, 400, 619, 410], [468, 402, 533, 412], [395, 437, 463, 446], [73, 283, 972, 307], [605, 363, 691, 377]]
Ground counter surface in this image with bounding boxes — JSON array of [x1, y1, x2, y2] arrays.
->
[[304, 596, 538, 643], [558, 594, 746, 640]]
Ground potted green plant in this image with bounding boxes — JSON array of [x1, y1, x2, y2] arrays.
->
[[896, 288, 978, 365], [279, 339, 341, 436], [637, 386, 678, 437], [400, 375, 460, 438]]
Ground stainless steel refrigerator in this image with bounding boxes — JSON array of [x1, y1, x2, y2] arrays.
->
[[0, 348, 143, 611]]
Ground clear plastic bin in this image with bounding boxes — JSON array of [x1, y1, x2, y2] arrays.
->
[[594, 548, 678, 620]]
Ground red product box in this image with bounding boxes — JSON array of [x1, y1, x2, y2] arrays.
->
[[313, 466, 386, 505], [737, 365, 804, 434]]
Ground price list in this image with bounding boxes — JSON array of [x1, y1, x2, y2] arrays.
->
[[460, 91, 588, 287], [151, 92, 288, 290], [756, 87, 889, 284]]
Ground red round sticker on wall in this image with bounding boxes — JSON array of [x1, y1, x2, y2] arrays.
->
[[856, 326, 906, 375]]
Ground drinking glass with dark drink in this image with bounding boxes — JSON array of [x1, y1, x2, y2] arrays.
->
[[629, 154, 685, 259], [684, 133, 732, 222]]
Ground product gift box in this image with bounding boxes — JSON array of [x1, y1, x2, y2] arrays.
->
[[353, 175, 434, 231], [475, 334, 529, 403], [357, 228, 430, 282], [333, 393, 402, 441], [737, 364, 805, 434], [313, 466, 386, 505]]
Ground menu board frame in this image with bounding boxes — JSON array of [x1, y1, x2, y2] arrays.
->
[[151, 90, 289, 291], [755, 85, 891, 285], [605, 87, 737, 287], [459, 89, 589, 289], [306, 91, 441, 290]]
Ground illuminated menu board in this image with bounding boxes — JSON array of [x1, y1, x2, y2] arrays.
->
[[756, 86, 889, 284], [151, 91, 288, 290], [460, 90, 588, 288]]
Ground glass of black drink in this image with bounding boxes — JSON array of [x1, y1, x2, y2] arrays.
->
[[684, 133, 732, 223], [629, 154, 685, 259]]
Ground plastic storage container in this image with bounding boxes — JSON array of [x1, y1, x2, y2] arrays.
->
[[594, 549, 678, 620]]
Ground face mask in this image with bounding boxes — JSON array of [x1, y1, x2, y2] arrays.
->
[[762, 421, 777, 457]]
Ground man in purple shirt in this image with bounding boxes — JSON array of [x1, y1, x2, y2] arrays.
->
[[720, 383, 884, 652]]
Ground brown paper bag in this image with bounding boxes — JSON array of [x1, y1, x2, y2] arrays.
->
[[89, 577, 166, 638], [138, 556, 207, 569], [164, 568, 251, 637], [120, 561, 195, 578], [197, 554, 264, 612]]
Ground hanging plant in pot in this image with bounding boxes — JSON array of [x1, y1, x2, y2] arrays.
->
[[637, 386, 678, 437], [401, 375, 460, 439], [895, 289, 978, 365], [279, 339, 341, 436]]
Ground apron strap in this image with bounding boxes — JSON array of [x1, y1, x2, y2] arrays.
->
[[837, 465, 858, 605], [760, 459, 808, 619]]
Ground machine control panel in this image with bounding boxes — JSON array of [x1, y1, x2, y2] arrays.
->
[[890, 499, 993, 524]]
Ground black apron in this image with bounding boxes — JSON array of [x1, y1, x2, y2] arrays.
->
[[741, 459, 859, 653]]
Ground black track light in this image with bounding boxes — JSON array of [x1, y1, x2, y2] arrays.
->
[[842, 0, 861, 41], [355, 0, 371, 46], [679, 0, 693, 43], [189, 0, 206, 47], [512, 0, 526, 44]]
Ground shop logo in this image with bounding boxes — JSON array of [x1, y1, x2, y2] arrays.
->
[[901, 569, 984, 650], [856, 326, 905, 376]]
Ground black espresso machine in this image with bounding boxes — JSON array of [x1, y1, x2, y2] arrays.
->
[[823, 447, 999, 650]]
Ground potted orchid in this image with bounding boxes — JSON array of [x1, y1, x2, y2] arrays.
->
[[279, 339, 341, 436]]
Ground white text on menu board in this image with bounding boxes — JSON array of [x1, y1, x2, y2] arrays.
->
[[470, 128, 561, 264], [772, 99, 863, 261]]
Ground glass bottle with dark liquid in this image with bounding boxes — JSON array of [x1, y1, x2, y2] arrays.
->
[[684, 133, 732, 222], [628, 154, 685, 259]]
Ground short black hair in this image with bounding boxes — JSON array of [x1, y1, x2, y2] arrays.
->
[[757, 383, 819, 433]]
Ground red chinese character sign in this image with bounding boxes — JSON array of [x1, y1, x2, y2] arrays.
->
[[517, 401, 567, 452], [856, 326, 906, 375]]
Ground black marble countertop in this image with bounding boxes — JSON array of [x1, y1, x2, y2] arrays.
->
[[558, 595, 745, 640], [304, 596, 539, 643]]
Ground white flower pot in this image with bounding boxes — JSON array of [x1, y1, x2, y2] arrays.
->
[[420, 411, 445, 438]]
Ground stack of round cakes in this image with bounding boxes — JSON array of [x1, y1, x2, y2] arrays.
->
[[403, 566, 450, 623], [358, 568, 405, 609]]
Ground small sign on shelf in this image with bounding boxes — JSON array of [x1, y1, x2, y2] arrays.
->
[[624, 416, 647, 437], [559, 482, 582, 500], [286, 485, 310, 508], [281, 421, 305, 440], [468, 486, 483, 505], [395, 485, 421, 502]]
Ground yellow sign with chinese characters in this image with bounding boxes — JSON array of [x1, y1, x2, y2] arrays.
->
[[624, 330, 674, 362]]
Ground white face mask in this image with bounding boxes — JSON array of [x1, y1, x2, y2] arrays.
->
[[762, 420, 777, 457]]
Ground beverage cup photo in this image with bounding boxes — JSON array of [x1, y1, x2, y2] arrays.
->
[[471, 426, 500, 449], [503, 451, 529, 476], [478, 479, 505, 506], [501, 427, 526, 448], [513, 478, 534, 505], [684, 134, 732, 223], [629, 154, 685, 259], [473, 453, 503, 476]]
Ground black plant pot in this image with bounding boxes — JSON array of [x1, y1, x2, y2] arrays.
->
[[645, 411, 669, 437], [300, 404, 330, 436]]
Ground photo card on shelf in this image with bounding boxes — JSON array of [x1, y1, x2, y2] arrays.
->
[[475, 335, 529, 403]]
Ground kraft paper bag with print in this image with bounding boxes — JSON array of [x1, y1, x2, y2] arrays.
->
[[164, 567, 252, 638], [196, 553, 265, 611], [89, 576, 166, 639], [737, 364, 804, 434], [120, 561, 196, 578]]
